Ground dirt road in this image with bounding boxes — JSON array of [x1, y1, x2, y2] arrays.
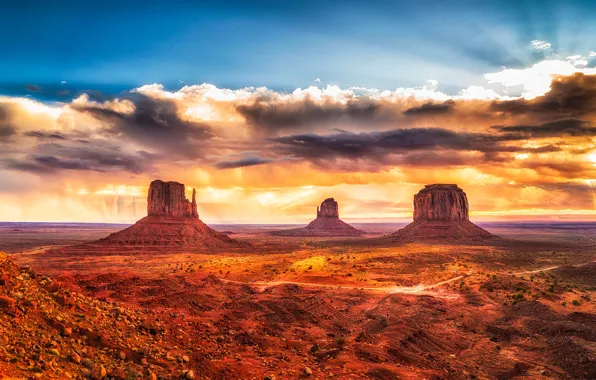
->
[[220, 274, 465, 296]]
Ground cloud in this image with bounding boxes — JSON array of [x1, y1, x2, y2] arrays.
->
[[23, 131, 67, 140], [403, 100, 455, 116], [214, 156, 274, 169], [271, 128, 559, 168], [530, 40, 552, 51], [3, 66, 596, 222], [25, 84, 41, 92], [489, 73, 596, 117], [492, 118, 596, 137], [484, 60, 596, 99], [0, 104, 16, 141], [72, 93, 214, 158], [5, 141, 152, 175], [237, 98, 388, 134]]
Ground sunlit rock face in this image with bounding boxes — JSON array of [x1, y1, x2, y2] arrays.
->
[[316, 198, 339, 219], [78, 179, 247, 251], [413, 184, 469, 222], [147, 180, 198, 218], [391, 184, 495, 242]]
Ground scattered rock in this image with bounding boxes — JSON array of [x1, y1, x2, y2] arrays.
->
[[82, 358, 93, 369], [71, 352, 81, 364], [0, 295, 16, 309], [90, 364, 106, 379]]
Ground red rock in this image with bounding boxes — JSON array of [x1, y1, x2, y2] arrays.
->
[[147, 180, 198, 218], [274, 198, 365, 237], [391, 184, 494, 242], [414, 184, 469, 222], [0, 295, 16, 309], [78, 179, 248, 252], [317, 198, 339, 218]]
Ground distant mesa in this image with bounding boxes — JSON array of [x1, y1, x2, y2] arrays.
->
[[273, 198, 365, 237], [390, 184, 495, 242], [86, 180, 247, 250]]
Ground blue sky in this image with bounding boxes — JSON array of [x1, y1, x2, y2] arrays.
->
[[1, 0, 596, 96]]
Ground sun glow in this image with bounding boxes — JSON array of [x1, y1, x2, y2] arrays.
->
[[95, 185, 143, 196]]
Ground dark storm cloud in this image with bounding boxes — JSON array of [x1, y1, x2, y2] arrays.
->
[[0, 104, 16, 141], [25, 84, 41, 92], [236, 98, 393, 133], [7, 151, 149, 174], [73, 94, 214, 158], [3, 136, 154, 175], [490, 73, 596, 117], [214, 156, 274, 169], [275, 128, 507, 157], [492, 118, 596, 137], [271, 128, 562, 167], [0, 125, 16, 141], [23, 131, 67, 140], [403, 100, 455, 116], [5, 160, 53, 174]]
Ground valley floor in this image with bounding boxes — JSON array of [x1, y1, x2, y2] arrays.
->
[[0, 222, 595, 379]]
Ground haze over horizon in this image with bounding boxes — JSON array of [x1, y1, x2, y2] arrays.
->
[[1, 0, 596, 223]]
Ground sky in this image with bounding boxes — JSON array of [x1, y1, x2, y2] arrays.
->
[[1, 0, 596, 223]]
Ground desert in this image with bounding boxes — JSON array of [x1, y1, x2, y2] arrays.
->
[[0, 181, 594, 379], [3, 4, 596, 378]]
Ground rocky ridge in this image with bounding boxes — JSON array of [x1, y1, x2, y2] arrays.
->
[[0, 251, 219, 379]]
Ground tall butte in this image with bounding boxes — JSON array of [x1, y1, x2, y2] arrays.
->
[[89, 180, 247, 250], [274, 198, 365, 236], [391, 184, 494, 242]]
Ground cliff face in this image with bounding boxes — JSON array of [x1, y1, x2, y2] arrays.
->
[[391, 184, 494, 242], [147, 180, 198, 218], [413, 184, 469, 222], [85, 179, 247, 251], [317, 198, 339, 219]]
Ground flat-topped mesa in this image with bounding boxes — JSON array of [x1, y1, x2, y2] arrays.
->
[[390, 184, 494, 242], [147, 180, 198, 218], [316, 198, 339, 219], [413, 184, 469, 222]]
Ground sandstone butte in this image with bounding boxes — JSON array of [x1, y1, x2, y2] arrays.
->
[[391, 184, 495, 242], [88, 180, 247, 250], [274, 198, 365, 237]]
